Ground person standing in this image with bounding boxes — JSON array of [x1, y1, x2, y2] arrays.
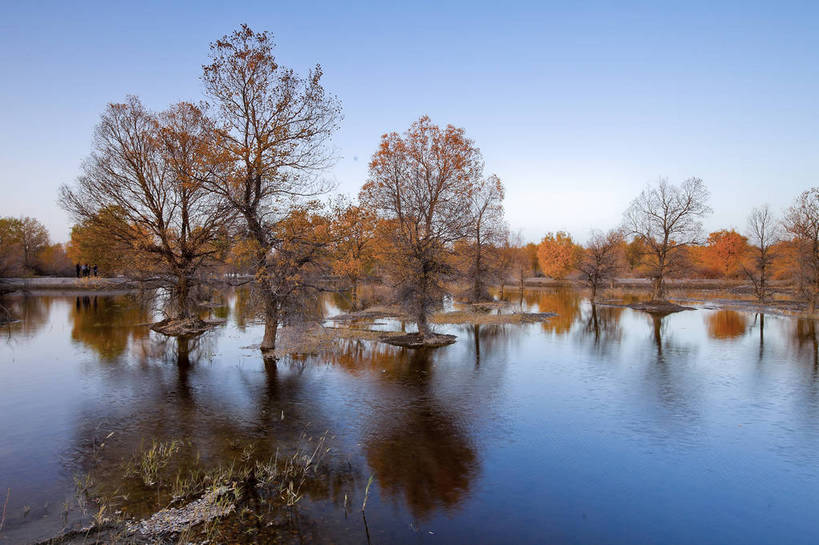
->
[[75, 263, 81, 278], [93, 264, 98, 277]]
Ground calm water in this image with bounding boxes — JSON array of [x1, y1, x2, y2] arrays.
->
[[2, 289, 819, 544]]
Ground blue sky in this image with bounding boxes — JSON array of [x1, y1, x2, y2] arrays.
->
[[1, 1, 817, 243]]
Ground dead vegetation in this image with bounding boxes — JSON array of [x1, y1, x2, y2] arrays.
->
[[40, 433, 333, 545]]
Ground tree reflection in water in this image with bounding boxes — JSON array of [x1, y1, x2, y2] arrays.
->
[[705, 310, 748, 340], [0, 294, 52, 338], [792, 318, 819, 371], [359, 348, 478, 520], [577, 303, 623, 354], [70, 294, 152, 361]]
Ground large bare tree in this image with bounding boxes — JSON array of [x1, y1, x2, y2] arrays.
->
[[60, 97, 232, 321], [361, 116, 484, 340], [201, 25, 341, 353], [784, 188, 819, 312], [743, 205, 781, 303], [623, 177, 711, 300]]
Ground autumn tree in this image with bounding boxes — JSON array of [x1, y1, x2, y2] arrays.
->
[[66, 207, 137, 276], [784, 188, 819, 312], [495, 230, 526, 297], [537, 231, 580, 279], [37, 243, 74, 276], [0, 217, 25, 276], [624, 237, 646, 274], [361, 116, 484, 341], [60, 97, 233, 322], [743, 205, 781, 302], [623, 177, 711, 300], [700, 229, 749, 278], [16, 217, 50, 272], [463, 174, 506, 302], [0, 217, 50, 275], [201, 25, 341, 354], [257, 205, 335, 328], [330, 198, 378, 310], [577, 230, 624, 301]]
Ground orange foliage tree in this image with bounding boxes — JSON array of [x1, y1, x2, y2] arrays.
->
[[361, 116, 485, 339], [331, 199, 378, 310], [60, 98, 234, 320], [201, 25, 341, 354], [536, 231, 580, 279], [700, 229, 749, 278]]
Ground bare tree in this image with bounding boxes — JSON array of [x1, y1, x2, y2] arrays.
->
[[201, 25, 341, 353], [361, 116, 484, 341], [60, 97, 233, 322], [577, 230, 624, 301], [784, 188, 819, 312], [465, 174, 506, 302], [743, 205, 781, 303], [623, 177, 711, 300]]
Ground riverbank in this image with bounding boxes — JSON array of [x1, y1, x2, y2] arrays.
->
[[0, 277, 151, 293]]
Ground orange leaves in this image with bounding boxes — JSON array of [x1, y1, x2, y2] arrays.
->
[[537, 231, 581, 279], [696, 229, 749, 278]]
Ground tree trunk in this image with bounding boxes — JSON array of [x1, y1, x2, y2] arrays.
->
[[652, 276, 665, 301], [351, 277, 359, 311], [416, 309, 431, 339], [177, 273, 191, 319], [259, 275, 280, 353], [473, 246, 482, 302]]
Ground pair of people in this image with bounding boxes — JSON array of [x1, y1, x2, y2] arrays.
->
[[75, 263, 98, 278]]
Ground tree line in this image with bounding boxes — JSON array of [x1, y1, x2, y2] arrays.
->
[[5, 25, 819, 352]]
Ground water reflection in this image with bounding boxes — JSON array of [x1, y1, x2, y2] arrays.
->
[[577, 303, 623, 353], [706, 310, 748, 340], [7, 291, 819, 544], [0, 295, 52, 338], [70, 294, 152, 361], [792, 318, 819, 370], [360, 349, 477, 520]]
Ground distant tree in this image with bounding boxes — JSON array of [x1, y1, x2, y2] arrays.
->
[[67, 207, 140, 276], [60, 98, 233, 320], [623, 177, 711, 300], [201, 25, 341, 354], [536, 231, 580, 279], [702, 229, 749, 278], [361, 116, 484, 340], [624, 237, 646, 274], [784, 188, 819, 312], [0, 217, 50, 275], [524, 242, 540, 276], [464, 174, 506, 302], [743, 205, 782, 303], [331, 199, 378, 310], [37, 243, 74, 276], [16, 217, 50, 272], [577, 230, 624, 301], [0, 217, 25, 276]]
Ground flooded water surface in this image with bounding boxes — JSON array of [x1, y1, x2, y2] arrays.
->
[[2, 289, 819, 544]]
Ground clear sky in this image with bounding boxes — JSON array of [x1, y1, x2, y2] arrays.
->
[[1, 1, 817, 244]]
